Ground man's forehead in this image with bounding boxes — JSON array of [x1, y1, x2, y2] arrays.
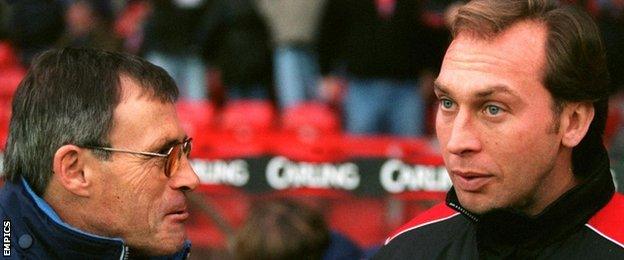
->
[[118, 76, 160, 103], [437, 20, 548, 97], [109, 78, 184, 147], [449, 20, 547, 69]]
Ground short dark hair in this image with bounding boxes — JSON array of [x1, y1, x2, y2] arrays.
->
[[452, 0, 610, 177], [3, 48, 179, 195], [233, 199, 330, 260]]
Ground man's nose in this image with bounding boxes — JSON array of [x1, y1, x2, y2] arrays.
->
[[445, 111, 482, 156], [169, 156, 200, 191]]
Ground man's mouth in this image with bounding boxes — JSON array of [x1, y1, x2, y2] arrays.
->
[[165, 208, 189, 222], [452, 170, 494, 192]]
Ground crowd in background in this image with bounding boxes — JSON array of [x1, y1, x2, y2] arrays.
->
[[0, 0, 623, 257], [1, 0, 622, 135], [0, 0, 454, 137]]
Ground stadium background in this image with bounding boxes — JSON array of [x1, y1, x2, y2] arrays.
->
[[0, 0, 624, 258]]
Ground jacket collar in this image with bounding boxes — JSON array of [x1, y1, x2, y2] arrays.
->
[[446, 146, 615, 249], [11, 178, 191, 259]]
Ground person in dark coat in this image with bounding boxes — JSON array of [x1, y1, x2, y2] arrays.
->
[[376, 0, 624, 258], [0, 48, 200, 259]]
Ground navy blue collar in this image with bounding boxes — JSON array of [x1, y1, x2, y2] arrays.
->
[[8, 178, 191, 259]]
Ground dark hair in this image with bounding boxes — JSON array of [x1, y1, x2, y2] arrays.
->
[[452, 0, 610, 177], [233, 199, 330, 260], [3, 48, 179, 195]]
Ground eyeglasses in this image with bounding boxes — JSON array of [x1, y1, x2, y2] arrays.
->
[[82, 138, 192, 177]]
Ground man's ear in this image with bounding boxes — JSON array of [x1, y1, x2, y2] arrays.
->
[[52, 145, 91, 197], [560, 102, 594, 148]]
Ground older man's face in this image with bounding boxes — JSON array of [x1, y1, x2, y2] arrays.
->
[[86, 77, 199, 255], [435, 21, 569, 216]]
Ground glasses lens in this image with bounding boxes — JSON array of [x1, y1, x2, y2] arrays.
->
[[183, 139, 192, 156], [165, 144, 182, 178], [164, 139, 192, 177]]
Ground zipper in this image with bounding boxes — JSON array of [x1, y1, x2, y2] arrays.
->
[[120, 245, 130, 260], [448, 202, 479, 223]]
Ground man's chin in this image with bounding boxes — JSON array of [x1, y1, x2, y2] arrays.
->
[[132, 241, 185, 257], [456, 192, 497, 215], [131, 233, 186, 256]]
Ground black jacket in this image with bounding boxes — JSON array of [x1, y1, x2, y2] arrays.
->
[[375, 149, 624, 259]]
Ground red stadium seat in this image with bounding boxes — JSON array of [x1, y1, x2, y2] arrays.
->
[[342, 135, 407, 158], [0, 92, 13, 150], [221, 99, 276, 133], [175, 100, 215, 141], [195, 100, 276, 159], [281, 102, 341, 139], [0, 42, 20, 70], [0, 67, 26, 103]]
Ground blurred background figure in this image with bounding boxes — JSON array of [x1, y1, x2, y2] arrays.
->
[[598, 0, 624, 191], [142, 0, 210, 100], [318, 0, 440, 137], [256, 0, 327, 110], [198, 0, 273, 102], [57, 0, 121, 51], [6, 0, 65, 67], [232, 199, 362, 260], [0, 1, 9, 41]]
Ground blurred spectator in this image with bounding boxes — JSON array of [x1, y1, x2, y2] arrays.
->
[[198, 0, 273, 101], [142, 0, 210, 100], [0, 1, 9, 40], [598, 0, 624, 192], [56, 0, 121, 51], [233, 199, 362, 260], [256, 0, 327, 110], [114, 0, 151, 54], [318, 0, 439, 137], [6, 0, 65, 66], [597, 0, 624, 93]]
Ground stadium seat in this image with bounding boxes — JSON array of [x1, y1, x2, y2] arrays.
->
[[0, 42, 20, 71], [175, 100, 215, 141], [0, 67, 26, 103], [0, 97, 12, 150], [196, 100, 276, 159], [281, 102, 341, 140], [221, 99, 276, 133]]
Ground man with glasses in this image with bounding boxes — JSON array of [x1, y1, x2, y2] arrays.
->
[[0, 48, 200, 259]]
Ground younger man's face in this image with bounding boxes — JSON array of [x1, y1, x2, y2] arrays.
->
[[435, 21, 567, 215]]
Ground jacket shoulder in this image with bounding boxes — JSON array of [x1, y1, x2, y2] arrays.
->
[[587, 193, 624, 249], [384, 202, 459, 245]]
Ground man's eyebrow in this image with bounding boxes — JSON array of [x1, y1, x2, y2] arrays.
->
[[433, 82, 448, 94], [434, 82, 521, 99], [150, 135, 188, 153], [475, 85, 520, 98]]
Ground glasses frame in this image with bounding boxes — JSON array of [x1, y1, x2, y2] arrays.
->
[[82, 137, 193, 177]]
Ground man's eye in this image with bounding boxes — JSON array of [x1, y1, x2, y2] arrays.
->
[[440, 99, 454, 109], [157, 147, 171, 155], [485, 105, 502, 116]]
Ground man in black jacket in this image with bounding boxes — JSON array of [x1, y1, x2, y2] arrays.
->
[[0, 48, 199, 259], [375, 0, 624, 258]]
